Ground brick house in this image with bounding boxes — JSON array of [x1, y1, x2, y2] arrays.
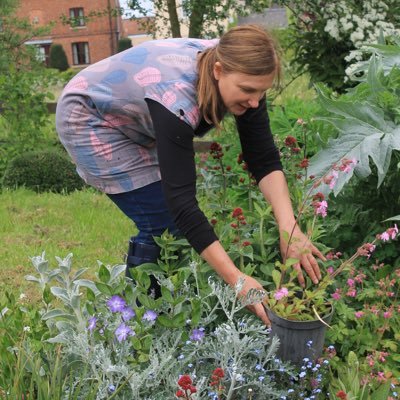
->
[[15, 0, 123, 67]]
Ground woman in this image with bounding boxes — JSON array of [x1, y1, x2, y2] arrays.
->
[[56, 25, 324, 325]]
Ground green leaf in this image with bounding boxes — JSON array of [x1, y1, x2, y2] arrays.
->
[[271, 269, 281, 289], [190, 298, 201, 326], [309, 83, 400, 194], [157, 314, 175, 328], [95, 282, 112, 296], [98, 265, 111, 283], [42, 309, 74, 321], [160, 286, 174, 303]]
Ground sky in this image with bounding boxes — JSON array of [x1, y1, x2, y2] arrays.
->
[[119, 0, 154, 18]]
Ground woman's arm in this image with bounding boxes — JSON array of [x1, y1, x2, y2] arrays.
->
[[258, 171, 324, 286]]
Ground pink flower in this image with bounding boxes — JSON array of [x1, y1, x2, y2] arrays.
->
[[332, 289, 341, 300], [355, 311, 364, 318], [274, 287, 289, 300], [346, 288, 357, 297], [329, 170, 339, 189], [327, 266, 334, 275], [347, 278, 355, 287], [383, 310, 392, 319], [315, 200, 328, 217], [379, 231, 390, 242]]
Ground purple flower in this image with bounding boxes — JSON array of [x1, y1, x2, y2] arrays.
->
[[107, 295, 126, 313], [121, 307, 135, 321], [115, 322, 134, 342], [190, 328, 205, 342], [142, 310, 157, 322], [88, 316, 97, 332]]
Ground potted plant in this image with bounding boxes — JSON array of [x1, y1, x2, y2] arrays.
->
[[264, 223, 398, 364]]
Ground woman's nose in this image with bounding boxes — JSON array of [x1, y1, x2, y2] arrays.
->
[[248, 97, 259, 108]]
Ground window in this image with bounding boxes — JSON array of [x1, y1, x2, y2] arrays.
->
[[72, 42, 90, 65], [69, 7, 85, 27]]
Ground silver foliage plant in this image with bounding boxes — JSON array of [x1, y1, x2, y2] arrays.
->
[[26, 253, 291, 399]]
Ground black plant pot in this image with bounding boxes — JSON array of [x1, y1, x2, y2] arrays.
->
[[265, 305, 334, 365]]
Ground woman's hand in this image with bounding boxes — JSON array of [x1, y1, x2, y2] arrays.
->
[[238, 274, 270, 326], [280, 226, 326, 287]]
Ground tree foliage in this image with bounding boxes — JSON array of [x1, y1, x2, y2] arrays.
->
[[127, 0, 273, 38], [0, 1, 59, 177], [117, 37, 133, 52], [49, 44, 69, 71]]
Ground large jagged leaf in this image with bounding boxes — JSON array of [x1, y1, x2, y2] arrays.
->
[[308, 84, 400, 195]]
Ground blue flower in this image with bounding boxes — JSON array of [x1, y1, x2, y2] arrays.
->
[[121, 306, 135, 321], [108, 384, 116, 393], [142, 310, 157, 322], [258, 376, 265, 382], [190, 328, 205, 342], [87, 316, 97, 332], [303, 357, 310, 363], [299, 371, 306, 378], [306, 340, 313, 348], [178, 354, 185, 360], [107, 295, 126, 313], [115, 322, 134, 342], [255, 364, 263, 370]]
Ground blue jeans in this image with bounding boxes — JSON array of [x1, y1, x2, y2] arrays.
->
[[107, 181, 180, 245]]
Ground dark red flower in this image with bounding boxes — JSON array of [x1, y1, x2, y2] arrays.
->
[[299, 158, 309, 168], [312, 192, 325, 201], [232, 208, 243, 218], [239, 177, 245, 183], [226, 165, 232, 171], [242, 241, 251, 247], [237, 153, 243, 164], [284, 135, 297, 147], [210, 218, 217, 225]]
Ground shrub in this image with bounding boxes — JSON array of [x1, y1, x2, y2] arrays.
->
[[117, 37, 132, 53], [49, 44, 69, 71], [2, 149, 85, 193]]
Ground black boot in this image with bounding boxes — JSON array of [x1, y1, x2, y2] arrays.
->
[[126, 238, 162, 299]]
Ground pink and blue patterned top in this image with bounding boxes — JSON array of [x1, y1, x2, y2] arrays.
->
[[56, 38, 218, 194]]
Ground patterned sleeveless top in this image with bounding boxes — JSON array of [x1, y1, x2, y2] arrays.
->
[[56, 38, 218, 193]]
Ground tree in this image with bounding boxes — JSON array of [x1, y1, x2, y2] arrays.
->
[[117, 37, 133, 52], [127, 0, 272, 38], [49, 44, 69, 71]]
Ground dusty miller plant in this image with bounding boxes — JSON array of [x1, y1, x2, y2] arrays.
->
[[25, 253, 291, 399]]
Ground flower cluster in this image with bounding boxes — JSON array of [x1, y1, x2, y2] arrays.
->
[[176, 375, 197, 399], [87, 294, 157, 342]]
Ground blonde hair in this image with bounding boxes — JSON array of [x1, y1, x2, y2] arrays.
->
[[197, 25, 281, 129]]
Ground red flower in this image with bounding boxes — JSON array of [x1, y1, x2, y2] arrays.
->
[[176, 389, 185, 398], [299, 158, 309, 168], [291, 147, 301, 154], [178, 375, 192, 390], [284, 135, 297, 147], [210, 218, 217, 225], [242, 241, 251, 247], [336, 390, 347, 399], [212, 368, 225, 378], [232, 208, 243, 218], [312, 192, 325, 201]]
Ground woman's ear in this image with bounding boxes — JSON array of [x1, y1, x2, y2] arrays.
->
[[213, 61, 222, 80]]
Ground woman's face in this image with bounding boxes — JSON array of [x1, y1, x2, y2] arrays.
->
[[213, 62, 276, 116]]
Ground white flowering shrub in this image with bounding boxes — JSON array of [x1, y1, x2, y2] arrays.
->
[[278, 0, 400, 91]]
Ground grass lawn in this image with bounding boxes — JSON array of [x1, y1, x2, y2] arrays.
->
[[0, 188, 133, 303]]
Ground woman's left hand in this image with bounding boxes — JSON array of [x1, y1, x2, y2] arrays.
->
[[279, 226, 326, 287]]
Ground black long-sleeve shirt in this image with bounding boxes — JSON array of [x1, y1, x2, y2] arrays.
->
[[146, 97, 282, 254]]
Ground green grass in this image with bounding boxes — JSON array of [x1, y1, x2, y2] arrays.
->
[[0, 188, 133, 302]]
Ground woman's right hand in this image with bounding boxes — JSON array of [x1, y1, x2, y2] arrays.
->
[[238, 274, 270, 327]]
